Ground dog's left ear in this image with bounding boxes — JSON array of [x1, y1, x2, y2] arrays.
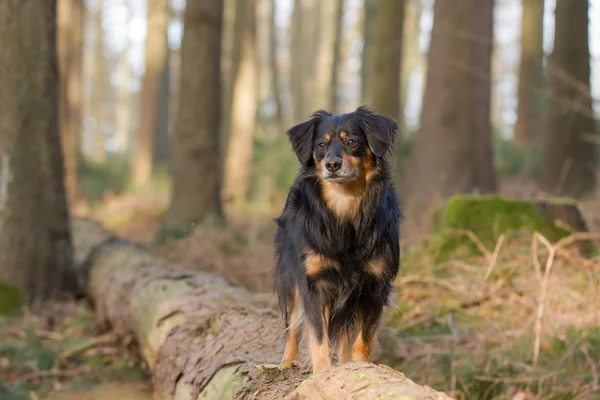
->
[[287, 109, 331, 165], [354, 106, 398, 158]]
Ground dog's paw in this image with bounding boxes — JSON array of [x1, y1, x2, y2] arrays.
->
[[279, 360, 295, 370]]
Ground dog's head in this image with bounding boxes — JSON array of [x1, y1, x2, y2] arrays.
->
[[287, 106, 397, 183]]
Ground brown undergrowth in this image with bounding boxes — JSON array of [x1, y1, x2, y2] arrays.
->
[[380, 231, 600, 400], [0, 297, 150, 400]]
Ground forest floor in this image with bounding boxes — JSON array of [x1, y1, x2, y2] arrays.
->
[[2, 178, 600, 400]]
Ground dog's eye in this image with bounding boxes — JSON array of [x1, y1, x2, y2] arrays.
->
[[347, 139, 358, 148], [318, 142, 328, 150]]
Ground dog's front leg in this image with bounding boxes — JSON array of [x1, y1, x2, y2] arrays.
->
[[304, 298, 332, 373]]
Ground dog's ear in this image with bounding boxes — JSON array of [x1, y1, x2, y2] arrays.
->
[[287, 109, 331, 165], [354, 106, 398, 158]]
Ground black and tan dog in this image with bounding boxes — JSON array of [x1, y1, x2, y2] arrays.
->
[[274, 106, 401, 373]]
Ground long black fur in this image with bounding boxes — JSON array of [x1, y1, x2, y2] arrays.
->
[[273, 106, 402, 362]]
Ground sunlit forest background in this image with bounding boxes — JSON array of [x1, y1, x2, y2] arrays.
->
[[1, 0, 600, 399]]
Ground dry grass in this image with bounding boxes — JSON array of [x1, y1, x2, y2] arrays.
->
[[380, 230, 600, 400]]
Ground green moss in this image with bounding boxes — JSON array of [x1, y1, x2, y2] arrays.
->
[[0, 281, 23, 315], [433, 195, 572, 262]]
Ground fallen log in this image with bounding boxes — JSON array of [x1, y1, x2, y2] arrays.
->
[[72, 218, 453, 400]]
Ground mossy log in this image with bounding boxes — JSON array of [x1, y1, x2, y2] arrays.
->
[[73, 218, 453, 400], [434, 195, 588, 260]]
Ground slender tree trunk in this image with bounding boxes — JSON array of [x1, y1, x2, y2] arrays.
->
[[540, 0, 595, 197], [166, 0, 224, 230], [405, 0, 497, 227], [367, 0, 404, 122], [153, 50, 171, 169], [514, 0, 545, 149], [132, 0, 169, 185], [290, 0, 319, 123], [360, 0, 376, 104], [223, 0, 257, 208], [114, 39, 133, 154], [220, 0, 241, 155], [329, 0, 345, 113], [57, 0, 83, 206], [400, 0, 422, 133], [269, 0, 284, 130], [0, 0, 74, 303], [91, 1, 109, 163]]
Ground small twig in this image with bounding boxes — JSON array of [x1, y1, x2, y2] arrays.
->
[[398, 275, 464, 293], [19, 365, 91, 382], [483, 234, 506, 282], [450, 229, 491, 261], [533, 235, 556, 369], [59, 332, 117, 361], [556, 232, 600, 249], [532, 232, 542, 281]]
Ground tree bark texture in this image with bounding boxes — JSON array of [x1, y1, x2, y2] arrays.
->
[[90, 0, 109, 163], [57, 0, 83, 206], [513, 0, 545, 147], [330, 0, 345, 113], [400, 0, 422, 133], [366, 0, 405, 123], [72, 218, 454, 399], [132, 0, 170, 185], [222, 0, 258, 207], [0, 0, 75, 302], [269, 0, 284, 130], [540, 0, 595, 197], [360, 0, 376, 104], [153, 50, 171, 169], [405, 0, 497, 226], [166, 0, 224, 228], [290, 0, 320, 123]]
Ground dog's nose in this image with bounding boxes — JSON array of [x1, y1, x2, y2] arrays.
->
[[325, 158, 342, 172]]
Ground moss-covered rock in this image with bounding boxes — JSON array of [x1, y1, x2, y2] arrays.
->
[[433, 195, 586, 262], [0, 280, 23, 315]]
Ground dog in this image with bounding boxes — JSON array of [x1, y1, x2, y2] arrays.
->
[[273, 106, 401, 373]]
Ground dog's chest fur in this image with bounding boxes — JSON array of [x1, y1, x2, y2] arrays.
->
[[320, 181, 364, 221]]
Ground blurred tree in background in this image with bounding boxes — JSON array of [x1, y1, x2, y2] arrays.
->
[[540, 0, 596, 196], [513, 0, 545, 155], [404, 0, 497, 225], [165, 0, 224, 233], [0, 0, 74, 303], [131, 0, 170, 185]]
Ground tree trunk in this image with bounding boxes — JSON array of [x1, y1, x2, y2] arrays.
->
[[220, 0, 240, 159], [540, 0, 595, 197], [269, 0, 284, 131], [165, 0, 224, 231], [0, 0, 75, 303], [366, 0, 404, 122], [114, 38, 133, 154], [57, 0, 83, 206], [513, 0, 545, 148], [132, 0, 170, 185], [360, 0, 376, 104], [153, 50, 171, 169], [223, 0, 257, 208], [330, 0, 344, 113], [72, 218, 454, 399], [400, 0, 422, 133], [404, 0, 497, 228], [366, 0, 405, 186], [290, 0, 319, 123], [90, 1, 108, 163]]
